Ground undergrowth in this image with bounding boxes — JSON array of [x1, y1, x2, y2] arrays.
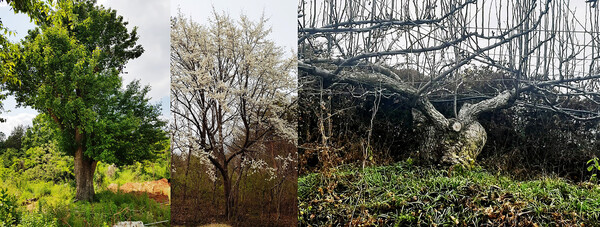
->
[[0, 179, 170, 227], [298, 161, 600, 226], [0, 159, 170, 226], [51, 191, 169, 226]]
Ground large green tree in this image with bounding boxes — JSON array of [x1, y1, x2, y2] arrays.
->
[[0, 0, 49, 120], [6, 0, 166, 201]]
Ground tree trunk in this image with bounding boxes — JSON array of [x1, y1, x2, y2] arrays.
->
[[223, 168, 232, 220], [73, 127, 97, 201], [74, 146, 97, 201], [441, 121, 486, 166], [412, 90, 514, 167], [416, 118, 487, 168], [299, 62, 516, 167]]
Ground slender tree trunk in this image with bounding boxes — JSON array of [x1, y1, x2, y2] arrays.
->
[[223, 167, 232, 219], [183, 146, 193, 199], [232, 164, 244, 219]]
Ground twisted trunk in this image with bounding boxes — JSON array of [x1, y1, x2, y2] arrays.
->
[[415, 90, 513, 167], [416, 119, 487, 167], [299, 63, 517, 167]]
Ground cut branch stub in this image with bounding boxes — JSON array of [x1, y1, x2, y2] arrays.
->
[[440, 121, 487, 167], [415, 118, 486, 168]]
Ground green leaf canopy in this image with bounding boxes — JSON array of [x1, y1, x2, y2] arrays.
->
[[7, 0, 166, 166]]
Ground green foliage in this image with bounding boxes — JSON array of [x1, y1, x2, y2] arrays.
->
[[49, 191, 169, 227], [86, 81, 167, 166], [17, 213, 57, 227], [0, 132, 5, 148], [19, 181, 73, 208], [4, 0, 166, 200], [7, 0, 165, 165], [299, 160, 600, 226], [0, 0, 170, 224], [0, 114, 73, 183], [0, 157, 169, 226], [3, 125, 26, 151], [95, 142, 170, 190], [4, 0, 50, 26], [1, 148, 20, 169], [1, 0, 48, 94], [0, 188, 19, 226], [21, 114, 58, 151], [587, 157, 600, 182], [68, 0, 143, 71], [0, 113, 168, 225], [21, 142, 73, 182]]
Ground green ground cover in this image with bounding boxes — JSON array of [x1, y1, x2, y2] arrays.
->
[[299, 160, 600, 226]]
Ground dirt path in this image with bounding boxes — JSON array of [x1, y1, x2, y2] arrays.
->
[[108, 178, 170, 203]]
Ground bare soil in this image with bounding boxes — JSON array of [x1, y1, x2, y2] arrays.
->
[[108, 178, 170, 204]]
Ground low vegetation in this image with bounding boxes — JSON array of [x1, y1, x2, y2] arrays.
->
[[0, 170, 170, 226], [0, 120, 170, 226], [299, 160, 600, 226], [0, 160, 170, 227]]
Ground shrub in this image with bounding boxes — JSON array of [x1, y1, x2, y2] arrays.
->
[[0, 188, 19, 226], [17, 212, 58, 227], [587, 157, 600, 182]]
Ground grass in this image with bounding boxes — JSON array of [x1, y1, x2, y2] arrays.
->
[[0, 160, 170, 226], [95, 160, 170, 189], [2, 182, 170, 227], [50, 190, 170, 226], [298, 160, 600, 226], [1, 181, 169, 226]]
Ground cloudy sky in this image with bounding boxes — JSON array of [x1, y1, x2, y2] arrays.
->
[[171, 0, 297, 56], [0, 0, 170, 136]]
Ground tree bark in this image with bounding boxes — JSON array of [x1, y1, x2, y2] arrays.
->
[[74, 145, 97, 201], [73, 127, 97, 201], [415, 116, 487, 167], [223, 167, 232, 220], [299, 63, 518, 167], [414, 90, 513, 167]]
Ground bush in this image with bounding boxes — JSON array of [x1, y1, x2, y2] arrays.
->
[[0, 188, 20, 226], [47, 190, 169, 226], [17, 213, 58, 227]]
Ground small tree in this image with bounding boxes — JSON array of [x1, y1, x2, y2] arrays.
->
[[171, 12, 296, 219], [2, 125, 26, 152], [7, 0, 166, 201]]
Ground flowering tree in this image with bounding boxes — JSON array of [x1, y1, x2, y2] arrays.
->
[[170, 12, 296, 219]]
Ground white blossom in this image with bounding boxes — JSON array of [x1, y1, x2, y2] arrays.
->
[[171, 11, 297, 188]]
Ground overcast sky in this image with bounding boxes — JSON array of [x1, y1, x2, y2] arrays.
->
[[0, 0, 170, 136], [171, 0, 297, 56]]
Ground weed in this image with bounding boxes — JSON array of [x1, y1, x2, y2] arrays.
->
[[299, 160, 600, 226], [0, 188, 20, 226], [587, 157, 600, 182]]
